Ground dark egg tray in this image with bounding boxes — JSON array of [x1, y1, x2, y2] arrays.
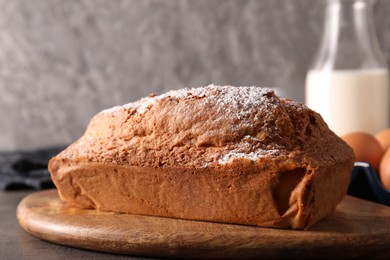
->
[[347, 162, 390, 206]]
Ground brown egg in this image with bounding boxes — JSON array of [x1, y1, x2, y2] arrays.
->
[[341, 132, 384, 172], [379, 148, 390, 190], [375, 128, 390, 151]]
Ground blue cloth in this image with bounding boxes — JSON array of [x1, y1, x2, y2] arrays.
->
[[0, 146, 65, 190]]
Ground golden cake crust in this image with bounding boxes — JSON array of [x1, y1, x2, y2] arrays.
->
[[49, 85, 355, 229]]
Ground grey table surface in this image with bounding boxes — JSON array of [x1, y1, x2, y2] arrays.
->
[[0, 189, 159, 260]]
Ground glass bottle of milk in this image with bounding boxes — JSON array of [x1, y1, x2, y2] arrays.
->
[[305, 0, 389, 136]]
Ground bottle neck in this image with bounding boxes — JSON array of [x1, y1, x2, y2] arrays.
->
[[312, 0, 387, 71]]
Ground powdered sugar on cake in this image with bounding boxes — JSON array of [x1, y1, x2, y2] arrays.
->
[[99, 84, 285, 166], [100, 84, 276, 117], [217, 135, 282, 165], [218, 150, 275, 165]]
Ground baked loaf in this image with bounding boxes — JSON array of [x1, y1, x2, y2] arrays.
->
[[49, 85, 355, 229]]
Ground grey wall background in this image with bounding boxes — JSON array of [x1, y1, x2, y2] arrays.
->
[[0, 0, 389, 151]]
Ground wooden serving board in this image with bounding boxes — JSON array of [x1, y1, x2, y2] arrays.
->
[[17, 190, 390, 259]]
